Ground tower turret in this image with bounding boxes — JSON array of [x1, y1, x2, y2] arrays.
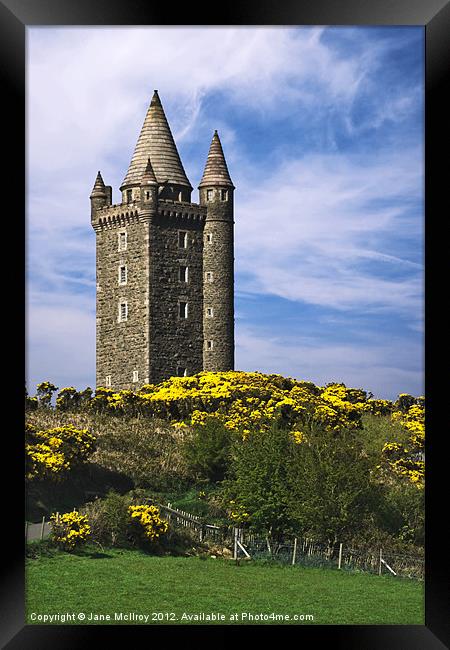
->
[[140, 157, 158, 219], [90, 171, 108, 219], [199, 131, 235, 372]]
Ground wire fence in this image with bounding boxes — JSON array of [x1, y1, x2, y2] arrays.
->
[[235, 530, 424, 580], [25, 503, 424, 581]]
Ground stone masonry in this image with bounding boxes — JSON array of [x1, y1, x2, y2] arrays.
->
[[90, 90, 235, 390]]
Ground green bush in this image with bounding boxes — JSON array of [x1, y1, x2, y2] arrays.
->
[[83, 490, 134, 548], [182, 418, 234, 483]]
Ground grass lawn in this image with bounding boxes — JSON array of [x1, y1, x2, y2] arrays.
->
[[26, 547, 424, 625]]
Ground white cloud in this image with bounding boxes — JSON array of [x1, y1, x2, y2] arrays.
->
[[235, 149, 423, 319], [26, 298, 95, 391], [236, 326, 423, 400]]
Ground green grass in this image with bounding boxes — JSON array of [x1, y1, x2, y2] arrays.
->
[[26, 547, 423, 625]]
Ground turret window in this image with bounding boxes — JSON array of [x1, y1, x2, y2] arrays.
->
[[119, 301, 128, 322], [206, 189, 214, 201], [178, 231, 188, 248], [118, 231, 127, 251], [126, 189, 133, 204], [206, 340, 214, 350], [179, 266, 188, 282], [132, 370, 139, 383], [205, 271, 214, 282], [205, 233, 213, 244], [105, 375, 111, 387], [179, 301, 188, 319], [206, 307, 214, 317], [119, 265, 127, 285], [220, 189, 228, 201]]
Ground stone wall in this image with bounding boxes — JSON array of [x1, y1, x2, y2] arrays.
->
[[95, 216, 150, 390], [148, 210, 205, 383], [93, 186, 233, 388]]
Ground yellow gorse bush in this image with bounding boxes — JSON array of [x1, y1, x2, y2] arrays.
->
[[86, 372, 379, 436], [26, 423, 96, 481], [382, 403, 425, 488], [50, 511, 91, 550], [128, 504, 169, 541]]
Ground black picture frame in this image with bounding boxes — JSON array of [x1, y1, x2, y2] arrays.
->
[[3, 0, 449, 647]]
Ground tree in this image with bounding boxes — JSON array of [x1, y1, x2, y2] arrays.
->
[[222, 424, 294, 546], [286, 425, 382, 546]]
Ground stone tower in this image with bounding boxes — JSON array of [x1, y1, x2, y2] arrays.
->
[[90, 90, 235, 389]]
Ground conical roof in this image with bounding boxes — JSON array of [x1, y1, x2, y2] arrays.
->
[[90, 171, 106, 197], [199, 131, 234, 188], [121, 90, 192, 190], [140, 158, 158, 185]]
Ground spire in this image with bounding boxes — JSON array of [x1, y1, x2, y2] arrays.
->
[[199, 131, 234, 188], [90, 171, 106, 197], [121, 90, 192, 190], [140, 158, 158, 185]]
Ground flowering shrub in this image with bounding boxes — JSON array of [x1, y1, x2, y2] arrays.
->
[[26, 424, 96, 481], [55, 372, 378, 436], [50, 511, 91, 551], [36, 382, 58, 407], [128, 504, 169, 543], [382, 403, 425, 488]]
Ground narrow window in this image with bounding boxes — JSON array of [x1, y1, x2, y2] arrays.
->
[[178, 191, 183, 202], [206, 340, 214, 350], [118, 231, 127, 251], [178, 231, 187, 248], [119, 265, 127, 285], [206, 233, 213, 243], [179, 266, 188, 282], [220, 189, 228, 201], [206, 189, 214, 201], [105, 375, 111, 387], [126, 189, 133, 204], [179, 301, 188, 319], [177, 367, 187, 377], [145, 191, 150, 200], [205, 271, 213, 282], [206, 307, 214, 318], [119, 301, 128, 322], [132, 370, 139, 383]]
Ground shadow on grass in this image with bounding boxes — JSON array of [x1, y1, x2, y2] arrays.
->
[[73, 549, 113, 559]]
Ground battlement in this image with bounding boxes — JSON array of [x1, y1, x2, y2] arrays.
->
[[158, 199, 207, 222], [92, 198, 208, 230], [92, 203, 140, 230]]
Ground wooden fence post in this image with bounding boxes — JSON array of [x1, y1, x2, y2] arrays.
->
[[25, 521, 29, 541], [40, 516, 45, 541], [378, 548, 383, 576], [233, 528, 238, 561], [292, 538, 297, 566], [338, 543, 343, 570]]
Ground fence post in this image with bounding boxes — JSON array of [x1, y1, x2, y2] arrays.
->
[[25, 521, 29, 541], [40, 516, 46, 541], [233, 528, 238, 560], [292, 538, 297, 566], [378, 548, 383, 576], [338, 543, 343, 570]]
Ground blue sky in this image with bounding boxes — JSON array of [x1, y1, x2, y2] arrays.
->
[[26, 26, 424, 400]]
